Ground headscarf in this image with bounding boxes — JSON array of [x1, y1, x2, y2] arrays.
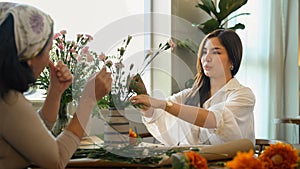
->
[[0, 2, 53, 61]]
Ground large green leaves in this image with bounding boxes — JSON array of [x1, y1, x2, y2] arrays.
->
[[218, 0, 248, 21], [195, 0, 249, 34], [195, 0, 217, 17]]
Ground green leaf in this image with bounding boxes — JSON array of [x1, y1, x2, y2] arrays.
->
[[218, 0, 248, 22], [171, 154, 189, 169], [197, 0, 217, 16], [195, 3, 211, 17], [228, 23, 246, 31], [199, 18, 220, 34]]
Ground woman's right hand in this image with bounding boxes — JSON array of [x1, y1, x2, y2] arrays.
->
[[82, 66, 112, 101], [94, 67, 112, 100]]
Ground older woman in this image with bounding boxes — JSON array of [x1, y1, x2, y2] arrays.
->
[[0, 2, 111, 169], [130, 29, 255, 146]]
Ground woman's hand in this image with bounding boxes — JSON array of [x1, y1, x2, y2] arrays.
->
[[130, 94, 166, 117], [94, 67, 112, 100], [48, 60, 73, 94], [130, 94, 166, 109], [129, 74, 147, 95], [81, 66, 112, 101]]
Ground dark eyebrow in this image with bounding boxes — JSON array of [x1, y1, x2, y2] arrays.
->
[[203, 47, 223, 50], [212, 47, 222, 50]]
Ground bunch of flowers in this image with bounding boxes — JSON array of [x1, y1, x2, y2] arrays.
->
[[36, 30, 102, 135], [226, 142, 299, 169], [97, 36, 176, 110], [172, 151, 208, 169], [37, 30, 175, 134], [37, 30, 102, 104]]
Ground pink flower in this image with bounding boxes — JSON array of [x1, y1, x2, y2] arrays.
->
[[67, 55, 71, 61], [85, 34, 93, 41], [60, 30, 67, 35], [77, 54, 82, 62], [115, 62, 124, 69], [53, 33, 61, 40], [69, 48, 76, 53], [82, 46, 89, 55], [146, 50, 154, 56], [58, 43, 64, 50], [98, 52, 106, 61], [168, 39, 176, 50], [86, 54, 93, 62]]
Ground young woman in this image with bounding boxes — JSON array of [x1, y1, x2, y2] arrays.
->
[[0, 2, 112, 169], [130, 29, 255, 146]]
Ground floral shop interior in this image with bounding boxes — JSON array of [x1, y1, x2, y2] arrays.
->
[[4, 0, 300, 168]]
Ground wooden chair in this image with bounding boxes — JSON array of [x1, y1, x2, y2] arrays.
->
[[255, 138, 287, 156]]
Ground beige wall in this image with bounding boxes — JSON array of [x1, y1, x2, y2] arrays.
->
[[170, 0, 207, 93]]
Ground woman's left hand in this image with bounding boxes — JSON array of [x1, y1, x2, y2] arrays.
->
[[48, 60, 73, 94]]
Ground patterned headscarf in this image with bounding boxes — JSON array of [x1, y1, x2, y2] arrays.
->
[[0, 2, 53, 61]]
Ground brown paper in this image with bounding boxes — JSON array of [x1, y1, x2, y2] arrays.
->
[[199, 138, 254, 161]]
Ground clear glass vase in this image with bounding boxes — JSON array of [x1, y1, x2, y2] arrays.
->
[[103, 107, 129, 147]]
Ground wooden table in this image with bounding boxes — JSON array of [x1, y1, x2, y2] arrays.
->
[[29, 137, 253, 169]]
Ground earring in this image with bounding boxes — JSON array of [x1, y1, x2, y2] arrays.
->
[[230, 65, 234, 70]]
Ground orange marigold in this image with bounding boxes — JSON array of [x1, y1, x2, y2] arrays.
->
[[258, 142, 298, 169], [226, 150, 263, 169], [129, 128, 137, 138], [184, 151, 208, 169]]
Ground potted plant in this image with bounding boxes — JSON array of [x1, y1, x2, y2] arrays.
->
[[194, 0, 250, 34], [176, 0, 250, 88], [177, 0, 250, 55]]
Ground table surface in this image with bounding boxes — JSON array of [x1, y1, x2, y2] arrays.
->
[[274, 117, 300, 124], [64, 136, 254, 169], [31, 136, 254, 169]]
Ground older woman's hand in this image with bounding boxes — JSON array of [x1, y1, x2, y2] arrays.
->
[[49, 60, 73, 94], [94, 67, 112, 100]]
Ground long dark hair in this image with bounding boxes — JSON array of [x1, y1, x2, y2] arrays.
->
[[185, 29, 243, 107], [0, 14, 51, 99]]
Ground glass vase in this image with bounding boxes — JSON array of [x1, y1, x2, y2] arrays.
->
[[103, 107, 129, 147], [52, 102, 72, 136]]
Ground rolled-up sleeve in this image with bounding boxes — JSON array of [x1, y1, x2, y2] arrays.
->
[[207, 87, 255, 144]]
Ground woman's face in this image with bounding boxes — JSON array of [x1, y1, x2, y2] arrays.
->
[[27, 38, 53, 79], [201, 37, 232, 80]]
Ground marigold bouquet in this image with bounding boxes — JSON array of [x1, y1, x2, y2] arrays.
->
[[226, 142, 299, 169]]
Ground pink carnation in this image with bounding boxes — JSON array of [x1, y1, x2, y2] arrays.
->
[[98, 52, 106, 61], [85, 34, 93, 41], [69, 48, 76, 53], [86, 54, 93, 62], [168, 39, 176, 50], [58, 43, 64, 50], [60, 30, 67, 35], [82, 46, 89, 55], [53, 33, 61, 39]]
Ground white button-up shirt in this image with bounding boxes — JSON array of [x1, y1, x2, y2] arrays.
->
[[142, 78, 255, 146]]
